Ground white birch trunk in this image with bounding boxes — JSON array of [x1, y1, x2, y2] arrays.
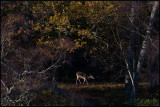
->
[[129, 1, 159, 105]]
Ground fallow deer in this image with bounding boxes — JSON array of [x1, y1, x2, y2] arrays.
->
[[76, 72, 94, 85]]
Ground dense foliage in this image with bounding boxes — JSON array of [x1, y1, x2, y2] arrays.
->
[[1, 1, 159, 106]]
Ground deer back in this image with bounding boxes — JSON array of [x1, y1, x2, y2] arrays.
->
[[76, 72, 87, 78]]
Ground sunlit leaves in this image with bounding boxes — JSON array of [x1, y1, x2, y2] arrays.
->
[[49, 13, 70, 32], [78, 29, 94, 39], [2, 1, 119, 57], [66, 1, 118, 25], [34, 23, 40, 31], [25, 1, 119, 52], [17, 26, 23, 34]]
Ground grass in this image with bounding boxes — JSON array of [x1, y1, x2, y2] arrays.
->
[[33, 90, 77, 106], [9, 82, 157, 106], [58, 82, 125, 106], [57, 82, 159, 106]]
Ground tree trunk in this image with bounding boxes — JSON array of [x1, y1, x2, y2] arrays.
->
[[149, 56, 159, 90], [129, 1, 159, 105], [125, 1, 136, 100], [149, 1, 159, 89]]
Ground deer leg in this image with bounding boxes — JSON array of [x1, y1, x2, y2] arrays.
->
[[83, 78, 86, 84], [78, 78, 81, 84], [86, 79, 89, 85], [76, 79, 78, 84], [76, 77, 80, 84], [76, 75, 78, 84], [76, 76, 78, 84]]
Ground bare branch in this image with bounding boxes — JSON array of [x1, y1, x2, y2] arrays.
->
[[118, 24, 145, 38], [38, 57, 61, 74]]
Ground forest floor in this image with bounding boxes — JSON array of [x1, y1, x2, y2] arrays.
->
[[34, 82, 159, 106]]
